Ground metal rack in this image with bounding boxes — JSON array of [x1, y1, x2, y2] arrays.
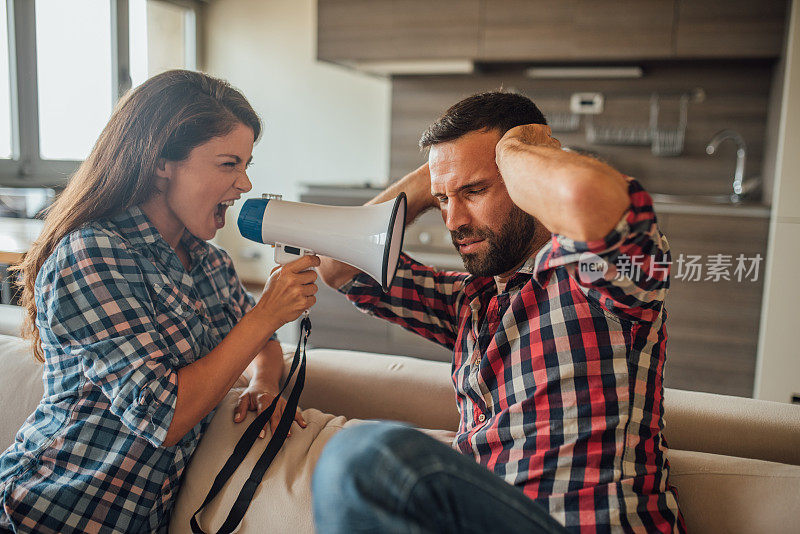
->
[[583, 88, 704, 156]]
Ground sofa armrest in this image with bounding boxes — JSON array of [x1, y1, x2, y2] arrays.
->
[[282, 347, 459, 432], [663, 388, 800, 466]]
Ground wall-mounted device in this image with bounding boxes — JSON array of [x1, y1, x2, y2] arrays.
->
[[237, 193, 407, 291], [570, 92, 604, 115]]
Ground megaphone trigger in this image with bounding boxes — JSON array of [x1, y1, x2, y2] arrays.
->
[[274, 243, 315, 266]]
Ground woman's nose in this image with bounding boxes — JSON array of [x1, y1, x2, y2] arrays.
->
[[236, 172, 253, 193]]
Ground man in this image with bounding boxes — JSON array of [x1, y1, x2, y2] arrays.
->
[[311, 92, 684, 533]]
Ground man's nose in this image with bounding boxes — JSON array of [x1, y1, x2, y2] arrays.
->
[[443, 199, 470, 231]]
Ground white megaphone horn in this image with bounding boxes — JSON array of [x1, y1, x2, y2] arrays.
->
[[237, 193, 408, 291]]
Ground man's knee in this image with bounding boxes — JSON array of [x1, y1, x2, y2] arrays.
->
[[312, 422, 426, 497]]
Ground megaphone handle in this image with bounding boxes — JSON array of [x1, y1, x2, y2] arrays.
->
[[274, 243, 315, 316]]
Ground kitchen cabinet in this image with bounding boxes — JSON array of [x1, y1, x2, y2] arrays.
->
[[317, 0, 480, 62], [657, 210, 769, 397], [674, 0, 788, 58], [479, 0, 675, 61], [317, 0, 787, 65]]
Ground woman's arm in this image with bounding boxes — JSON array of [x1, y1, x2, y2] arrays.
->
[[162, 255, 319, 447]]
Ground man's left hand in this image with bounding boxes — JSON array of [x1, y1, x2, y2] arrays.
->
[[498, 124, 562, 154]]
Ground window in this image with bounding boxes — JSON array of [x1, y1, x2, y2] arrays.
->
[[0, 0, 200, 188], [0, 1, 11, 160]]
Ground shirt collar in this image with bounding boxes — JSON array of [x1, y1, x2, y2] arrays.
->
[[110, 205, 211, 264]]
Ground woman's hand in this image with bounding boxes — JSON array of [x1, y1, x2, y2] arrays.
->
[[254, 254, 320, 330], [233, 377, 307, 438]]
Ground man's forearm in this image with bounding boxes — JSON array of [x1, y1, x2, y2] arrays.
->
[[496, 126, 629, 242], [318, 163, 437, 289]]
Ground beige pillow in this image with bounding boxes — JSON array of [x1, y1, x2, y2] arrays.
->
[[667, 448, 800, 534], [0, 334, 45, 451], [169, 385, 363, 534]]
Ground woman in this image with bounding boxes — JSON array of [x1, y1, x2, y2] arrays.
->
[[0, 70, 317, 533]]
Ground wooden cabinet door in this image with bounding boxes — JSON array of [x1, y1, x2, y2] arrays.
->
[[660, 212, 769, 397], [675, 0, 788, 58], [480, 0, 579, 60], [479, 0, 674, 61], [317, 0, 480, 62], [573, 0, 675, 59]]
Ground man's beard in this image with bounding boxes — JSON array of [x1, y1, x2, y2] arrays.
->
[[451, 205, 538, 277]]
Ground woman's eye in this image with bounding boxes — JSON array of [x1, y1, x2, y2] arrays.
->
[[222, 161, 236, 168]]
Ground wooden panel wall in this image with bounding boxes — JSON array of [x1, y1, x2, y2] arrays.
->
[[390, 61, 774, 199]]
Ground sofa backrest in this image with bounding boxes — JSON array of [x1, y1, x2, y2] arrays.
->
[[0, 334, 44, 451], [0, 304, 23, 337], [296, 348, 800, 467]]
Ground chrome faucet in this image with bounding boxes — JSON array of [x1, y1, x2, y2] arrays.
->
[[705, 129, 759, 203]]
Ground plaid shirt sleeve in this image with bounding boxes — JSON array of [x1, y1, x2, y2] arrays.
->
[[219, 249, 278, 342], [534, 177, 669, 323], [39, 228, 179, 447], [338, 253, 469, 350]]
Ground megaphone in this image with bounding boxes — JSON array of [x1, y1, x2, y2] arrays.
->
[[237, 193, 407, 291]]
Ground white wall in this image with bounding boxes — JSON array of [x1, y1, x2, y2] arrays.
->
[[201, 0, 391, 282], [755, 0, 800, 403]]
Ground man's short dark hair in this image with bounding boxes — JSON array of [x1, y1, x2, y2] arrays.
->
[[418, 91, 547, 150]]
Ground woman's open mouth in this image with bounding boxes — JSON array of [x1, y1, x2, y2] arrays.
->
[[214, 200, 235, 229]]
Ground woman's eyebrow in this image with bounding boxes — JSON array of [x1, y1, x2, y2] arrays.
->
[[217, 154, 254, 165]]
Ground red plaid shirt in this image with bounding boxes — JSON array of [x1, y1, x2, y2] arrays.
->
[[339, 178, 685, 533]]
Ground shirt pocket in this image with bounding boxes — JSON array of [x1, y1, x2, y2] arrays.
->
[[149, 280, 196, 318], [147, 279, 203, 364]]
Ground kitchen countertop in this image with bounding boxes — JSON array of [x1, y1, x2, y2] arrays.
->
[[652, 201, 771, 218], [301, 184, 772, 218]]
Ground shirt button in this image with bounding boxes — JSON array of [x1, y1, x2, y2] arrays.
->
[[477, 413, 486, 422]]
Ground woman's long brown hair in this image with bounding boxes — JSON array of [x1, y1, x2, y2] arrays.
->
[[12, 70, 261, 362]]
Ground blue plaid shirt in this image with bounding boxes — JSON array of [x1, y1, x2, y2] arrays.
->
[[0, 206, 267, 533]]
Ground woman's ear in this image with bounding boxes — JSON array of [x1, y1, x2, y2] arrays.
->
[[153, 159, 170, 192], [155, 158, 170, 179]]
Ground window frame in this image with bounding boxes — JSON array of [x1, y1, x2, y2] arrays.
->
[[0, 0, 200, 188]]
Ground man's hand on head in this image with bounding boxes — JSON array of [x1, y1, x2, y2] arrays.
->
[[494, 123, 629, 242], [497, 124, 562, 157]]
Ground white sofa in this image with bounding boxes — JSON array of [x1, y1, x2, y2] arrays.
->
[[1, 304, 799, 533]]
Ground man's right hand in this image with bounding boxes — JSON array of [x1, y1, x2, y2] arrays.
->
[[318, 163, 438, 290]]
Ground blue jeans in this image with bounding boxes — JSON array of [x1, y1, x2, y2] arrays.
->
[[312, 422, 569, 534]]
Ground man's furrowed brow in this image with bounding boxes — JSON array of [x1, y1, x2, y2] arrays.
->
[[455, 179, 491, 193]]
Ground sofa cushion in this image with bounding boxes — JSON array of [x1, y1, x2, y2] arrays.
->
[[169, 385, 363, 534], [0, 304, 24, 337], [667, 448, 800, 534], [0, 334, 44, 450]]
